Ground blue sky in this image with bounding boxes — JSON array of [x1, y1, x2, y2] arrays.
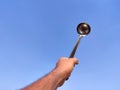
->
[[0, 0, 120, 90]]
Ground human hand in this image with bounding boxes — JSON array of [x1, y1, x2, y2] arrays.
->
[[54, 57, 78, 86]]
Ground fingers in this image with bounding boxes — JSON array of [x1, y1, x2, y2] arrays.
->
[[59, 57, 79, 64], [65, 58, 78, 80]]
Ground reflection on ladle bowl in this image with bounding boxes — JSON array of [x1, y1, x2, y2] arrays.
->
[[77, 23, 91, 36]]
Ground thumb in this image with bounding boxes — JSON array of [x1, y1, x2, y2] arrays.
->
[[69, 58, 79, 65]]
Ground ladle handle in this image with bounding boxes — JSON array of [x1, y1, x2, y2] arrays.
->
[[69, 35, 83, 58], [66, 35, 83, 80]]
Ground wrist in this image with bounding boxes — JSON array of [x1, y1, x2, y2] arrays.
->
[[50, 68, 67, 87]]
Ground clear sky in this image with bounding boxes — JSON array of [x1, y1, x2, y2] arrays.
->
[[0, 0, 120, 90]]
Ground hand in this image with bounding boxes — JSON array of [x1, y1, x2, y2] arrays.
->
[[54, 57, 78, 86]]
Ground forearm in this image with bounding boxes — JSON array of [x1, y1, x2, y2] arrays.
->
[[21, 69, 65, 90]]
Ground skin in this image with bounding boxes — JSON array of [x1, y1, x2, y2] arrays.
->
[[21, 57, 78, 90]]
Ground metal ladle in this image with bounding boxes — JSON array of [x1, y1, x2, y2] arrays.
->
[[69, 22, 91, 58]]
